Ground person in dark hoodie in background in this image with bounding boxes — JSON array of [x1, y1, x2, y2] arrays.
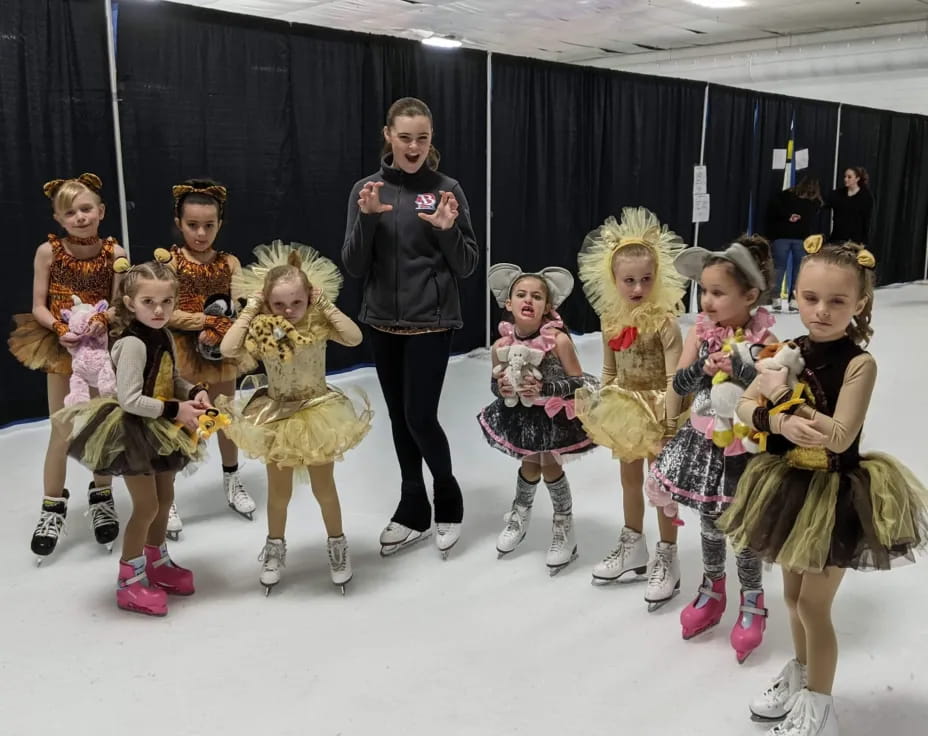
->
[[342, 97, 479, 560], [825, 166, 874, 246], [766, 175, 823, 312]]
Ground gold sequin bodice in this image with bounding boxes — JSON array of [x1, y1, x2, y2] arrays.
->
[[170, 245, 232, 312], [47, 235, 116, 319], [263, 340, 329, 402], [611, 331, 666, 392]]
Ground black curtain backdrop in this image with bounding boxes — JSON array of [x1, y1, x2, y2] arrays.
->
[[116, 1, 487, 368], [0, 0, 120, 425], [490, 55, 704, 334], [838, 106, 928, 285]]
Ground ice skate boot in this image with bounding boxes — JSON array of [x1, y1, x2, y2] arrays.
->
[[379, 522, 432, 556], [166, 502, 182, 541], [223, 469, 256, 520], [644, 541, 681, 611], [546, 513, 578, 576], [258, 537, 286, 595], [731, 589, 768, 663], [750, 659, 808, 723], [435, 522, 461, 559], [144, 543, 195, 595], [31, 491, 69, 564], [496, 504, 531, 558], [680, 574, 727, 639], [327, 535, 352, 594], [591, 526, 648, 585], [117, 556, 168, 616], [86, 483, 118, 552], [766, 689, 838, 736]]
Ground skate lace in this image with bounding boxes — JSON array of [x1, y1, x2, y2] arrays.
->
[[86, 502, 117, 529], [548, 518, 568, 551], [502, 509, 525, 537], [436, 522, 454, 536], [36, 509, 66, 539], [602, 531, 637, 565], [229, 478, 251, 506], [168, 503, 180, 522], [258, 540, 287, 569], [328, 538, 347, 572], [647, 548, 671, 587], [771, 691, 811, 736]]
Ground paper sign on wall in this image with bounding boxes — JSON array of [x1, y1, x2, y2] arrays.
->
[[693, 165, 707, 195], [693, 194, 710, 223], [772, 149, 787, 170], [794, 148, 809, 171]]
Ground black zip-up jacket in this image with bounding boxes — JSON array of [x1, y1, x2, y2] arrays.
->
[[342, 156, 479, 330]]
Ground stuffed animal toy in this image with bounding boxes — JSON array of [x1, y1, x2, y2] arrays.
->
[[60, 296, 116, 407], [708, 337, 756, 449], [492, 342, 545, 408], [197, 293, 235, 361], [740, 341, 808, 452], [195, 408, 231, 443]]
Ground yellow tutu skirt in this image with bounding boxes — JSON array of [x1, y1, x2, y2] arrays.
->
[[170, 330, 240, 385], [720, 452, 928, 573], [8, 314, 71, 374], [55, 397, 205, 476], [217, 385, 372, 468], [575, 384, 664, 461]]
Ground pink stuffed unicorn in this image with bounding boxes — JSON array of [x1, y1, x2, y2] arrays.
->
[[61, 296, 116, 407]]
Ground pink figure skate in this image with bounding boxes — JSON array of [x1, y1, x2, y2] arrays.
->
[[144, 544, 195, 596], [730, 590, 767, 663], [117, 559, 167, 616], [680, 574, 727, 640]]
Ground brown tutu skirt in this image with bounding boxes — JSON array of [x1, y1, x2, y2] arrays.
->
[[719, 452, 928, 573], [55, 397, 204, 476], [8, 314, 71, 374], [171, 330, 239, 385]]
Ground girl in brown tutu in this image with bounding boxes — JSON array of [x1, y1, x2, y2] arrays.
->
[[719, 237, 928, 735], [218, 242, 372, 595], [8, 174, 126, 561], [164, 180, 255, 537], [58, 257, 211, 616]]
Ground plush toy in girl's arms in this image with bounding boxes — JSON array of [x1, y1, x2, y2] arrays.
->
[[492, 342, 545, 408], [60, 295, 116, 406]]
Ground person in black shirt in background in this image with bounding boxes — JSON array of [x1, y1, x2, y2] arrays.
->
[[825, 166, 873, 246], [766, 176, 823, 312]]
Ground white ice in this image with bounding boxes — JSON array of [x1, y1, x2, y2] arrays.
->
[[2, 284, 926, 736]]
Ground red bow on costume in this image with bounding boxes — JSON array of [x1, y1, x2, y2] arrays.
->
[[537, 397, 577, 420], [608, 326, 639, 351]]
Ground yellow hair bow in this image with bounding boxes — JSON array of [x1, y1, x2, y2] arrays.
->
[[856, 249, 876, 269], [803, 234, 823, 254]]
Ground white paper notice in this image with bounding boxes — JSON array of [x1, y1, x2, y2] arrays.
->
[[693, 165, 707, 195], [693, 194, 710, 223], [795, 148, 809, 171], [772, 149, 787, 169]]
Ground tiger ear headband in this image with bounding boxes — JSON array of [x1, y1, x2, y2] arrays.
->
[[113, 248, 172, 274], [803, 235, 876, 270], [487, 263, 574, 310], [172, 183, 228, 217], [43, 173, 103, 199]]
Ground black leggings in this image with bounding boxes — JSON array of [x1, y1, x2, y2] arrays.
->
[[367, 328, 461, 530]]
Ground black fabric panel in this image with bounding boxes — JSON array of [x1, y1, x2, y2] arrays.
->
[[490, 55, 704, 334], [0, 0, 119, 426]]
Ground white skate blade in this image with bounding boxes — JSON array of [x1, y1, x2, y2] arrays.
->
[[646, 587, 681, 612], [547, 547, 579, 576], [380, 529, 432, 557], [229, 504, 254, 521], [750, 711, 788, 724], [166, 530, 181, 542]]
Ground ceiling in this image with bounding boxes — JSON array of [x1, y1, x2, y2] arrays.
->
[[166, 0, 928, 66]]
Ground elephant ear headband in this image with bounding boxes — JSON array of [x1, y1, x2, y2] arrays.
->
[[674, 242, 767, 291], [487, 263, 575, 310]]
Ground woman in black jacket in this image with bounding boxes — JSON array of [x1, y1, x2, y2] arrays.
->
[[766, 175, 823, 310], [342, 97, 479, 559], [824, 166, 874, 245]]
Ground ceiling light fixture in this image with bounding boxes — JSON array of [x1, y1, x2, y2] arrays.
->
[[422, 36, 463, 49], [689, 0, 747, 8]]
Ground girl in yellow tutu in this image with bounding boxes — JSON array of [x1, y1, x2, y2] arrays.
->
[[720, 238, 928, 734], [574, 207, 687, 604], [8, 174, 126, 561], [164, 179, 255, 537], [218, 242, 372, 595], [58, 256, 210, 615]]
